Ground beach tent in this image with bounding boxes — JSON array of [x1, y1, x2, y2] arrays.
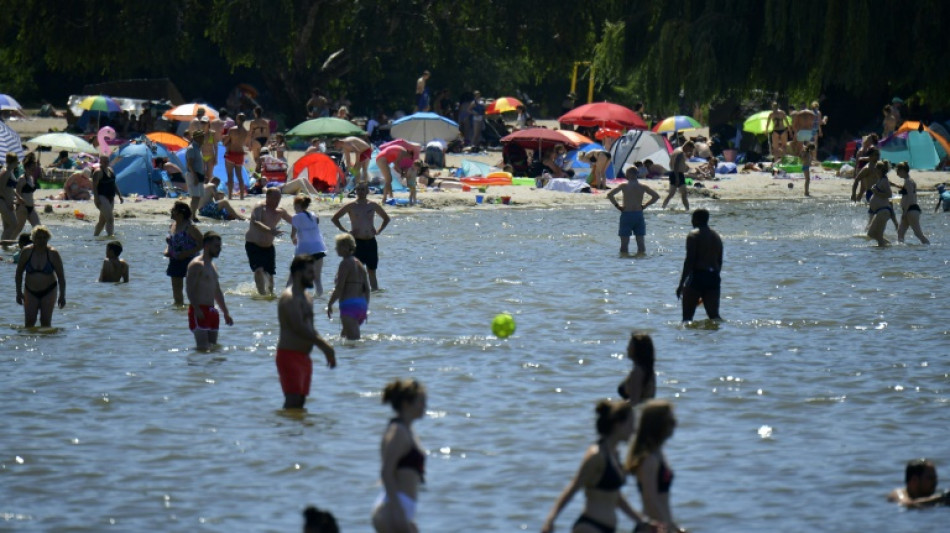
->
[[111, 142, 184, 197], [460, 159, 494, 177], [879, 131, 942, 170], [896, 121, 950, 160], [293, 153, 344, 192], [174, 142, 251, 193], [564, 142, 606, 179], [609, 130, 671, 177]]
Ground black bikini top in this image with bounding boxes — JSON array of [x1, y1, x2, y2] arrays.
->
[[391, 419, 425, 482], [594, 442, 626, 491]]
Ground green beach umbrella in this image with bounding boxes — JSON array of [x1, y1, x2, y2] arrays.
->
[[743, 110, 791, 135], [286, 117, 364, 138]]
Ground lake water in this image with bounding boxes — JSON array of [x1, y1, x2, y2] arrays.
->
[[1, 199, 948, 532]]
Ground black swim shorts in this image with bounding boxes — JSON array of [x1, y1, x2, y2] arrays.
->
[[669, 172, 686, 187], [354, 237, 379, 270], [245, 241, 276, 276]]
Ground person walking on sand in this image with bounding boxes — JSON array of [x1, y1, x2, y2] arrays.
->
[[625, 400, 686, 533], [541, 399, 652, 533], [222, 112, 249, 200], [185, 231, 233, 351], [608, 168, 660, 256], [661, 141, 693, 210], [15, 225, 66, 328], [802, 142, 815, 197], [245, 188, 293, 296], [333, 136, 372, 183], [618, 332, 657, 405], [765, 101, 789, 159], [98, 241, 129, 283], [327, 234, 370, 340], [372, 379, 428, 533], [165, 202, 203, 306], [276, 254, 336, 409], [92, 155, 124, 237], [331, 183, 390, 291], [894, 161, 930, 244], [676, 208, 723, 322]]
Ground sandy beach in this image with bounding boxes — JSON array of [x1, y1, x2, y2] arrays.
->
[[8, 115, 949, 225]]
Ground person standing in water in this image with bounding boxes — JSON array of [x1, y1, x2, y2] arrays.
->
[[372, 379, 428, 533], [165, 201, 203, 306], [276, 254, 336, 409], [676, 208, 723, 322], [185, 231, 233, 351], [607, 167, 660, 256], [92, 155, 124, 237], [661, 141, 693, 210], [98, 241, 129, 283], [289, 194, 329, 296], [893, 161, 929, 244], [331, 183, 390, 291], [541, 399, 652, 533], [618, 332, 657, 405], [327, 233, 370, 340], [625, 400, 685, 533], [15, 225, 66, 328], [245, 188, 293, 296]]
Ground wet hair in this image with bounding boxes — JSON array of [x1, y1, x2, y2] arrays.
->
[[691, 208, 710, 227], [625, 400, 675, 473], [905, 459, 935, 485], [31, 225, 51, 240], [17, 233, 31, 248], [106, 241, 123, 257], [303, 505, 339, 533], [896, 161, 910, 173], [382, 378, 425, 411], [172, 200, 192, 220], [290, 254, 316, 275], [335, 233, 356, 250], [202, 230, 221, 244], [595, 399, 632, 437], [628, 333, 655, 377], [293, 194, 312, 210]]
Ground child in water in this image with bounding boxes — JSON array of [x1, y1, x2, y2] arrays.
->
[[326, 234, 370, 340], [98, 241, 129, 283]]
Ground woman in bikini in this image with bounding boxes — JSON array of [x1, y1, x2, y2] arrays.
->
[[625, 400, 685, 533], [866, 161, 899, 247], [164, 201, 203, 306], [1, 152, 19, 241], [15, 225, 66, 328], [542, 399, 651, 533], [200, 119, 217, 181], [893, 161, 930, 244], [618, 333, 657, 405], [765, 101, 788, 159], [14, 152, 42, 236], [372, 378, 427, 533]]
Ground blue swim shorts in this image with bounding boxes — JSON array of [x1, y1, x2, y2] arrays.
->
[[619, 210, 646, 237]]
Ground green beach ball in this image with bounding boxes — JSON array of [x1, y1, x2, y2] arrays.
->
[[491, 313, 516, 338]]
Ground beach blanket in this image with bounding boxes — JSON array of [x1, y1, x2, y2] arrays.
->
[[544, 178, 591, 193], [715, 162, 737, 174]]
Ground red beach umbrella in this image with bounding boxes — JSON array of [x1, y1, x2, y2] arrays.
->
[[558, 102, 647, 130]]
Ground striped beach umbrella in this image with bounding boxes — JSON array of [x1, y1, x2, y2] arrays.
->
[[0, 94, 22, 111], [486, 97, 524, 115], [163, 103, 219, 122], [0, 120, 25, 158], [79, 95, 122, 113], [652, 115, 702, 133]]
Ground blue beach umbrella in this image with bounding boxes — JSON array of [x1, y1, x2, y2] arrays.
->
[[391, 112, 459, 145], [0, 94, 22, 111]]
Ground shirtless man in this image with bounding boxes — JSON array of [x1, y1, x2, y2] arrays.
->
[[185, 231, 234, 351], [415, 70, 431, 112], [327, 234, 371, 340], [248, 106, 270, 173], [765, 101, 789, 159], [98, 241, 129, 283], [851, 147, 881, 204], [187, 107, 206, 136], [277, 254, 337, 409], [662, 141, 693, 210], [676, 209, 723, 322], [888, 459, 949, 508], [607, 167, 660, 256], [245, 188, 293, 295], [210, 109, 228, 143], [333, 136, 372, 182], [331, 183, 390, 291], [222, 112, 249, 200], [197, 177, 244, 221]]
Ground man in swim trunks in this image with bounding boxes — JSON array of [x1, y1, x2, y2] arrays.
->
[[415, 70, 430, 112], [333, 136, 372, 183], [245, 187, 293, 296], [277, 254, 336, 409], [327, 233, 371, 340], [186, 131, 207, 220], [765, 101, 789, 159], [248, 106, 270, 174], [661, 141, 694, 210], [331, 183, 390, 291], [222, 112, 249, 200], [607, 167, 660, 256], [676, 208, 723, 322], [197, 177, 244, 221], [185, 231, 233, 351], [888, 459, 949, 508]]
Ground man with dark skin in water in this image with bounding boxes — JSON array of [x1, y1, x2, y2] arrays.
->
[[276, 254, 336, 409], [676, 209, 723, 322]]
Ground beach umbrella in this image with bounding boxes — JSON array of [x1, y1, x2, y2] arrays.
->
[[595, 128, 623, 140], [501, 127, 582, 152], [558, 102, 647, 130], [25, 132, 97, 153], [146, 132, 189, 151], [286, 117, 363, 138], [0, 94, 22, 111], [558, 130, 594, 146], [79, 95, 122, 113], [486, 97, 524, 115], [163, 103, 219, 122], [743, 111, 791, 134], [652, 115, 702, 134], [0, 121, 24, 158], [391, 112, 460, 144]]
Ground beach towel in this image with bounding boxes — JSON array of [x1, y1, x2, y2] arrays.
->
[[543, 178, 591, 193], [715, 162, 737, 174]]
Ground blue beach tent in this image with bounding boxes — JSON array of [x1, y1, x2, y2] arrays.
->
[[175, 142, 251, 193], [111, 142, 184, 197]]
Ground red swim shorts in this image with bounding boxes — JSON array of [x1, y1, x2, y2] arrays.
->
[[358, 148, 372, 163], [188, 305, 219, 331], [276, 348, 312, 396], [224, 151, 245, 165]]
